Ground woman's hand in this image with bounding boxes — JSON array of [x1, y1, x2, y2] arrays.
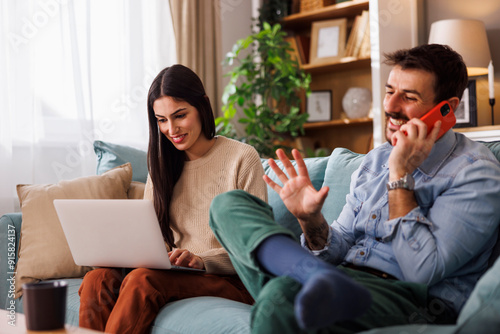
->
[[168, 249, 205, 270]]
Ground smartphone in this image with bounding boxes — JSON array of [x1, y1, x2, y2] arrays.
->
[[420, 100, 456, 140]]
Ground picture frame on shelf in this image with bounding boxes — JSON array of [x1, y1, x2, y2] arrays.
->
[[310, 18, 347, 65], [306, 90, 332, 122], [454, 80, 477, 128]]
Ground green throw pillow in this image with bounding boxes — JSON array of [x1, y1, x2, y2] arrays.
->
[[94, 140, 148, 183]]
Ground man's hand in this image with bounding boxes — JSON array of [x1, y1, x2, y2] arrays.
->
[[168, 249, 205, 270], [263, 149, 330, 249], [387, 119, 441, 219], [389, 119, 441, 180]]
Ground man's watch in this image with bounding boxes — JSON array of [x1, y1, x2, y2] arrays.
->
[[387, 173, 415, 191]]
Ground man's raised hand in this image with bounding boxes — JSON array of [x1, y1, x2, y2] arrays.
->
[[263, 149, 329, 223]]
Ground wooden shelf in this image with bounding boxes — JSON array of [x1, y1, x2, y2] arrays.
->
[[282, 0, 369, 30], [283, 0, 373, 154], [304, 117, 372, 129], [453, 125, 500, 133], [454, 125, 500, 142], [302, 57, 370, 74]]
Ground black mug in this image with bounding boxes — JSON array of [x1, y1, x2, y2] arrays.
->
[[22, 280, 68, 330]]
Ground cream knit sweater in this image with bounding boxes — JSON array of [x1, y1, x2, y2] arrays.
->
[[144, 136, 267, 274]]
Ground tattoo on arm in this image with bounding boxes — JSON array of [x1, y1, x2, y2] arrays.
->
[[303, 219, 329, 250]]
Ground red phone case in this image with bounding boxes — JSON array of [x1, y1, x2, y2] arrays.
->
[[420, 101, 456, 140]]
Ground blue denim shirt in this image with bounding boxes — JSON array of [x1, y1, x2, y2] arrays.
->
[[303, 131, 500, 313]]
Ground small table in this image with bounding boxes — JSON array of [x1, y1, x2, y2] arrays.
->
[[1, 309, 102, 333]]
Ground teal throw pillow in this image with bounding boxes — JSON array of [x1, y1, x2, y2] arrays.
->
[[481, 141, 500, 163], [94, 140, 148, 183], [321, 148, 365, 224], [262, 156, 330, 239], [455, 256, 500, 333]]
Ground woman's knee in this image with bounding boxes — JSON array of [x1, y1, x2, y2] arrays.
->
[[120, 268, 160, 290], [79, 268, 125, 296]]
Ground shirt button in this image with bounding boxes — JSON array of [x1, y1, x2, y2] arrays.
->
[[360, 251, 365, 256], [371, 214, 377, 219]]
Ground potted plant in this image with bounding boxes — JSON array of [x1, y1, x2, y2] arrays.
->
[[216, 22, 311, 158]]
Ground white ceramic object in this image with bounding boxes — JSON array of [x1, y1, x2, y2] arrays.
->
[[342, 87, 372, 119]]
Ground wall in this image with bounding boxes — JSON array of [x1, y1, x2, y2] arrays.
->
[[218, 0, 260, 133], [219, 0, 255, 78], [424, 0, 500, 126], [370, 0, 423, 147]]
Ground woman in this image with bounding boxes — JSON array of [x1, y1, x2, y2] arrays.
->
[[78, 64, 267, 334]]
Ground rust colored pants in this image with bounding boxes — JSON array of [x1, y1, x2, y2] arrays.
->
[[78, 268, 254, 334]]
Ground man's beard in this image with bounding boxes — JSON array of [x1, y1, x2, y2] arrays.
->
[[385, 113, 409, 144]]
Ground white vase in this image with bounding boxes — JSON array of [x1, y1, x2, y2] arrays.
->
[[342, 87, 372, 119]]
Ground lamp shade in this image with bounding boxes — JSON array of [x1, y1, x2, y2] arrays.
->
[[428, 19, 491, 76]]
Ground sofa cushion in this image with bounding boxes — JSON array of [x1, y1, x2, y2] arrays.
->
[[262, 156, 330, 239], [321, 148, 365, 224], [481, 141, 500, 162], [128, 181, 146, 199], [94, 140, 148, 183], [14, 163, 132, 298], [454, 255, 500, 333], [152, 297, 251, 334]]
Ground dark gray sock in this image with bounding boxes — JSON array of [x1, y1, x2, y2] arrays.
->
[[256, 234, 372, 330]]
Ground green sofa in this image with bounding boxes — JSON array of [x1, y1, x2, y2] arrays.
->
[[1, 138, 500, 333]]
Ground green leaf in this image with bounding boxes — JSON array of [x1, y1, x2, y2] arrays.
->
[[243, 107, 256, 118], [237, 96, 245, 107], [222, 83, 237, 105], [220, 21, 311, 158], [272, 23, 281, 35]]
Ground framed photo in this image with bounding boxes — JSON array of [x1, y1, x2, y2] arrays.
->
[[310, 18, 347, 65], [454, 80, 477, 128], [306, 90, 332, 122]]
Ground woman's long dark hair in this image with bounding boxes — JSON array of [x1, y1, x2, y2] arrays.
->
[[147, 64, 215, 248]]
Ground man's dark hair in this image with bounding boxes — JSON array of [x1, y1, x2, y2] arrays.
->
[[384, 44, 468, 103]]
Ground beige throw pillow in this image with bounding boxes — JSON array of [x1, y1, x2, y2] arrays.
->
[[14, 163, 133, 298], [127, 181, 146, 199]]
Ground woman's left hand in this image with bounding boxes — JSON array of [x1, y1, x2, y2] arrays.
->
[[168, 249, 205, 270]]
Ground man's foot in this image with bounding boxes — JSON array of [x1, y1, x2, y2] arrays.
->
[[294, 270, 372, 330]]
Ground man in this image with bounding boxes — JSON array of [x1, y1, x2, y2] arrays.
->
[[209, 44, 500, 333]]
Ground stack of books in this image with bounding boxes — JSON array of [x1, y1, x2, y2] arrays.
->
[[344, 10, 370, 59]]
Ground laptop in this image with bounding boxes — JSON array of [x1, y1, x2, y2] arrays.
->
[[53, 199, 205, 273]]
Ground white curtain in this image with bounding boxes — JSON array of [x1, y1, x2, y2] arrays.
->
[[0, 0, 176, 216]]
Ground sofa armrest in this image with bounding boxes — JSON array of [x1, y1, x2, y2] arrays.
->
[[0, 213, 22, 309]]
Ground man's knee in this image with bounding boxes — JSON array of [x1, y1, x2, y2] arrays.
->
[[210, 190, 254, 229], [212, 190, 252, 209]]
